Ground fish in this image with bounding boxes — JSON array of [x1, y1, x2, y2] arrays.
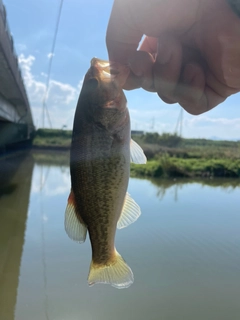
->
[[65, 58, 146, 289]]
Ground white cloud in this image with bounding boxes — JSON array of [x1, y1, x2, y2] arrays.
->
[[49, 80, 77, 104], [129, 107, 181, 133], [18, 54, 83, 128], [185, 116, 240, 128], [16, 43, 27, 52], [130, 105, 240, 140], [31, 166, 71, 196], [43, 214, 48, 222], [18, 54, 46, 103], [183, 115, 240, 139], [47, 52, 55, 59]]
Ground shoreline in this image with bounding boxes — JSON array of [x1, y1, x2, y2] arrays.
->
[[29, 129, 240, 179]]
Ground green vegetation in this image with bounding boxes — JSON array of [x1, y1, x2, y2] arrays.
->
[[132, 132, 240, 178], [33, 128, 72, 148], [131, 157, 240, 178], [33, 129, 240, 178]]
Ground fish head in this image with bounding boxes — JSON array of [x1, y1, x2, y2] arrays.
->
[[81, 58, 130, 131]]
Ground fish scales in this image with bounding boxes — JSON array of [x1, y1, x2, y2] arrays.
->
[[71, 126, 129, 265]]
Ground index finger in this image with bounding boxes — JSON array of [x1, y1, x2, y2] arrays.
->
[[106, 0, 143, 63]]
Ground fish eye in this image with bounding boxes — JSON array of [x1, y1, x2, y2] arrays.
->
[[87, 78, 98, 90]]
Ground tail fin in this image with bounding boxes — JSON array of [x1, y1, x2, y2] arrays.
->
[[88, 250, 134, 289]]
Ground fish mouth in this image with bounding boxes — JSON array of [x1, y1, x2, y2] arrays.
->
[[90, 58, 130, 88], [91, 58, 122, 80]]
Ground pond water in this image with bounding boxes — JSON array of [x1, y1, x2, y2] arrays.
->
[[1, 151, 240, 320]]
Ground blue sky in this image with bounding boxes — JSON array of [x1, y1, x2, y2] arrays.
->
[[5, 0, 240, 139]]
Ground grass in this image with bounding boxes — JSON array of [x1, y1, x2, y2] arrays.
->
[[131, 132, 240, 178], [131, 157, 240, 178], [33, 128, 72, 148], [32, 129, 240, 178]]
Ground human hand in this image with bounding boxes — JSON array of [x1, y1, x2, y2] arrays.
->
[[106, 0, 240, 115]]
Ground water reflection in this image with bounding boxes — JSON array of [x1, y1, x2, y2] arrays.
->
[[0, 152, 34, 320], [149, 177, 240, 201], [1, 151, 240, 320]]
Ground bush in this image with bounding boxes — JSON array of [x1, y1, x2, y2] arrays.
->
[[36, 128, 72, 138], [141, 132, 182, 147], [131, 158, 240, 179]]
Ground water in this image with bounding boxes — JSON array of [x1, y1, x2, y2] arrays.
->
[[1, 151, 240, 320]]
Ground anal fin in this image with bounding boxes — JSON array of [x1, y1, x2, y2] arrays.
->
[[64, 190, 87, 243]]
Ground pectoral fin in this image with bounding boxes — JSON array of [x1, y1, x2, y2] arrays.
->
[[64, 190, 87, 243], [130, 139, 147, 164], [117, 192, 141, 229]]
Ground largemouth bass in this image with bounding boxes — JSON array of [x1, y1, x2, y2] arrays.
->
[[65, 58, 146, 289]]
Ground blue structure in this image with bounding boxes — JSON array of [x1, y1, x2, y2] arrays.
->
[[0, 0, 34, 151]]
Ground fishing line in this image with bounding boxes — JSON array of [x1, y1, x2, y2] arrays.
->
[[42, 0, 64, 128]]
